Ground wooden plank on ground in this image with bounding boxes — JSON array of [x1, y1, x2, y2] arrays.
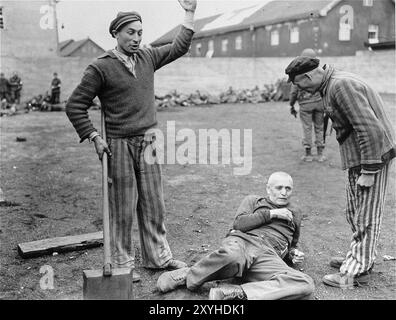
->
[[17, 231, 103, 258]]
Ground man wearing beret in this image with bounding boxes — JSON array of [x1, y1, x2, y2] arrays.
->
[[285, 56, 396, 289], [66, 0, 197, 279]]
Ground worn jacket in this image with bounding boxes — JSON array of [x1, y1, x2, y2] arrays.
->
[[319, 65, 396, 172], [229, 195, 302, 257], [66, 26, 194, 142]]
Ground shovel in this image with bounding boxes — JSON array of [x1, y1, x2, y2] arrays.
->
[[83, 110, 134, 300]]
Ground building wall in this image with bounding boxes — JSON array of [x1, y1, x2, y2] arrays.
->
[[0, 55, 94, 103], [319, 0, 396, 56], [154, 50, 396, 95], [68, 41, 105, 58], [189, 0, 395, 57], [0, 0, 58, 59], [1, 50, 394, 105]]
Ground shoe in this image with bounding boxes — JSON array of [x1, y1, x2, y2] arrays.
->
[[157, 267, 189, 293], [132, 271, 141, 283], [316, 147, 326, 162], [301, 155, 314, 162], [208, 285, 247, 300], [322, 272, 371, 289], [329, 256, 345, 269], [301, 148, 313, 162], [165, 259, 188, 270]]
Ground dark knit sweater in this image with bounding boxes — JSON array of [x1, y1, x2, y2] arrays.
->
[[231, 195, 302, 251], [66, 26, 194, 142]]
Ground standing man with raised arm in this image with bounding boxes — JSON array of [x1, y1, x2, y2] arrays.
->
[[66, 0, 197, 279]]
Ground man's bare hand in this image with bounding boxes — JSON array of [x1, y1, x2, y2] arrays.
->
[[270, 208, 293, 222], [289, 248, 305, 264], [357, 173, 375, 188], [178, 0, 197, 12], [93, 136, 112, 161]]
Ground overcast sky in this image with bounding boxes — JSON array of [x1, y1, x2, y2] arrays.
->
[[57, 0, 268, 49]]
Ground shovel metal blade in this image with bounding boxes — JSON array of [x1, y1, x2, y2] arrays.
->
[[83, 267, 133, 300]]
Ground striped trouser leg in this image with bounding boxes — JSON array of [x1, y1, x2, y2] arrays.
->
[[340, 162, 392, 276], [107, 138, 137, 268], [135, 135, 172, 268]]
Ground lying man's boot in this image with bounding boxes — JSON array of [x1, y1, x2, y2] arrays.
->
[[322, 271, 371, 289], [165, 259, 188, 270], [209, 284, 247, 300], [157, 267, 190, 293]]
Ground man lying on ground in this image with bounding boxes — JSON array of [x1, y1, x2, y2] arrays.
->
[[156, 171, 315, 300]]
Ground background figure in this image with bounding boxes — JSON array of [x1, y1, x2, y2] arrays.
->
[[157, 172, 314, 300], [8, 72, 22, 104], [0, 73, 10, 107], [0, 73, 10, 101], [289, 49, 326, 162], [50, 72, 61, 104]]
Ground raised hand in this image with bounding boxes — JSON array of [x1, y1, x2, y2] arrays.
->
[[178, 0, 197, 12]]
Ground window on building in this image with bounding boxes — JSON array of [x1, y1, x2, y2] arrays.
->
[[290, 26, 299, 44], [339, 23, 351, 41], [270, 30, 279, 46], [0, 7, 4, 29], [363, 0, 373, 6], [196, 43, 202, 56], [206, 40, 214, 58], [221, 39, 228, 52], [235, 36, 242, 50], [368, 24, 379, 44]]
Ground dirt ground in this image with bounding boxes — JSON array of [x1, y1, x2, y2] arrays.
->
[[0, 96, 395, 300]]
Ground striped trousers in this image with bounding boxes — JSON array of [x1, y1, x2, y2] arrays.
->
[[107, 135, 172, 269], [340, 161, 393, 276]]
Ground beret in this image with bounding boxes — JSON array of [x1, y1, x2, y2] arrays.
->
[[285, 56, 320, 83], [109, 11, 142, 37]]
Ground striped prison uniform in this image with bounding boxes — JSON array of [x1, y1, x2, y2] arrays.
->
[[107, 135, 171, 268], [65, 26, 194, 268], [319, 65, 396, 276], [341, 163, 392, 275]]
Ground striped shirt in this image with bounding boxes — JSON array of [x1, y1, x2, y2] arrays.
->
[[319, 65, 396, 172]]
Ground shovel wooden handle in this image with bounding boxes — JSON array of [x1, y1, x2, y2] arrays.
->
[[101, 110, 112, 276]]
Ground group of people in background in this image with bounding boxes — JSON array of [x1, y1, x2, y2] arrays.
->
[[0, 72, 23, 107], [0, 72, 61, 111]]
